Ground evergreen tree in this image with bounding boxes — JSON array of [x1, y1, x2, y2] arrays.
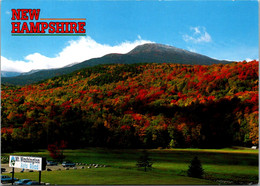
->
[[187, 156, 204, 178], [136, 150, 153, 172]]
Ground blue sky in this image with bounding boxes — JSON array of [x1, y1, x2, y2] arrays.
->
[[1, 0, 259, 72]]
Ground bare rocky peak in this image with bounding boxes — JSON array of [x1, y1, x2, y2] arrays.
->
[[128, 43, 197, 56]]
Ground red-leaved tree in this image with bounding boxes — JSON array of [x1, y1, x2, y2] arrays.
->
[[47, 140, 67, 163]]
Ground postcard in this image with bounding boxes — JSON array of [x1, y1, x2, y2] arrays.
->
[[1, 0, 258, 185]]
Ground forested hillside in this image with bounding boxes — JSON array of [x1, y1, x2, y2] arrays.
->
[[1, 61, 258, 152]]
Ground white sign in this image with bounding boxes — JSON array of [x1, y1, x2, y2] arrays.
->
[[9, 156, 45, 171]]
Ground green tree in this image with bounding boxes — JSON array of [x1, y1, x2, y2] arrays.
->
[[187, 156, 204, 178], [136, 150, 153, 172]]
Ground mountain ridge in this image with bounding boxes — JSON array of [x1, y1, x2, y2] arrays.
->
[[1, 71, 21, 77], [2, 43, 231, 85]]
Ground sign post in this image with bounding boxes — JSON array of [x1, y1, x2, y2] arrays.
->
[[39, 171, 42, 184], [11, 167, 14, 185], [9, 156, 46, 185]]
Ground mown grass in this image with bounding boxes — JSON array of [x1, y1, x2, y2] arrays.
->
[[2, 168, 216, 185], [2, 148, 258, 185]]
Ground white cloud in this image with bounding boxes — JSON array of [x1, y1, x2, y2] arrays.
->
[[245, 58, 256, 62], [183, 26, 212, 43], [187, 47, 196, 53], [1, 36, 153, 72], [245, 58, 252, 62], [192, 27, 201, 35]]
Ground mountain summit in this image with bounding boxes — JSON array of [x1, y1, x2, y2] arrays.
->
[[2, 43, 230, 85], [129, 43, 187, 54], [127, 43, 228, 65]]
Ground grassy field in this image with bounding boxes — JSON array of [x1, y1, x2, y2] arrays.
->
[[2, 148, 258, 185]]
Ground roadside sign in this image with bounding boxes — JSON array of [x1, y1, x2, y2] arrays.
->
[[9, 156, 46, 171]]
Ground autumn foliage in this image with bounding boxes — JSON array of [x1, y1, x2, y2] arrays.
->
[[1, 61, 258, 152], [48, 140, 67, 162]]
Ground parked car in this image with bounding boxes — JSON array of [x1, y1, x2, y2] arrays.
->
[[14, 179, 31, 185], [62, 161, 76, 167], [26, 181, 39, 185], [46, 160, 58, 166], [1, 175, 19, 183]]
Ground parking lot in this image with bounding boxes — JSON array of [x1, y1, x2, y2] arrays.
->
[[1, 163, 88, 173], [1, 162, 109, 185], [1, 163, 82, 185]]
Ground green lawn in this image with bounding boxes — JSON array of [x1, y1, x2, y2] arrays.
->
[[2, 168, 216, 185], [2, 148, 258, 185]]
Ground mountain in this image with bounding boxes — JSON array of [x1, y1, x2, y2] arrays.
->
[[1, 43, 231, 85], [1, 71, 21, 77], [21, 69, 43, 76]]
